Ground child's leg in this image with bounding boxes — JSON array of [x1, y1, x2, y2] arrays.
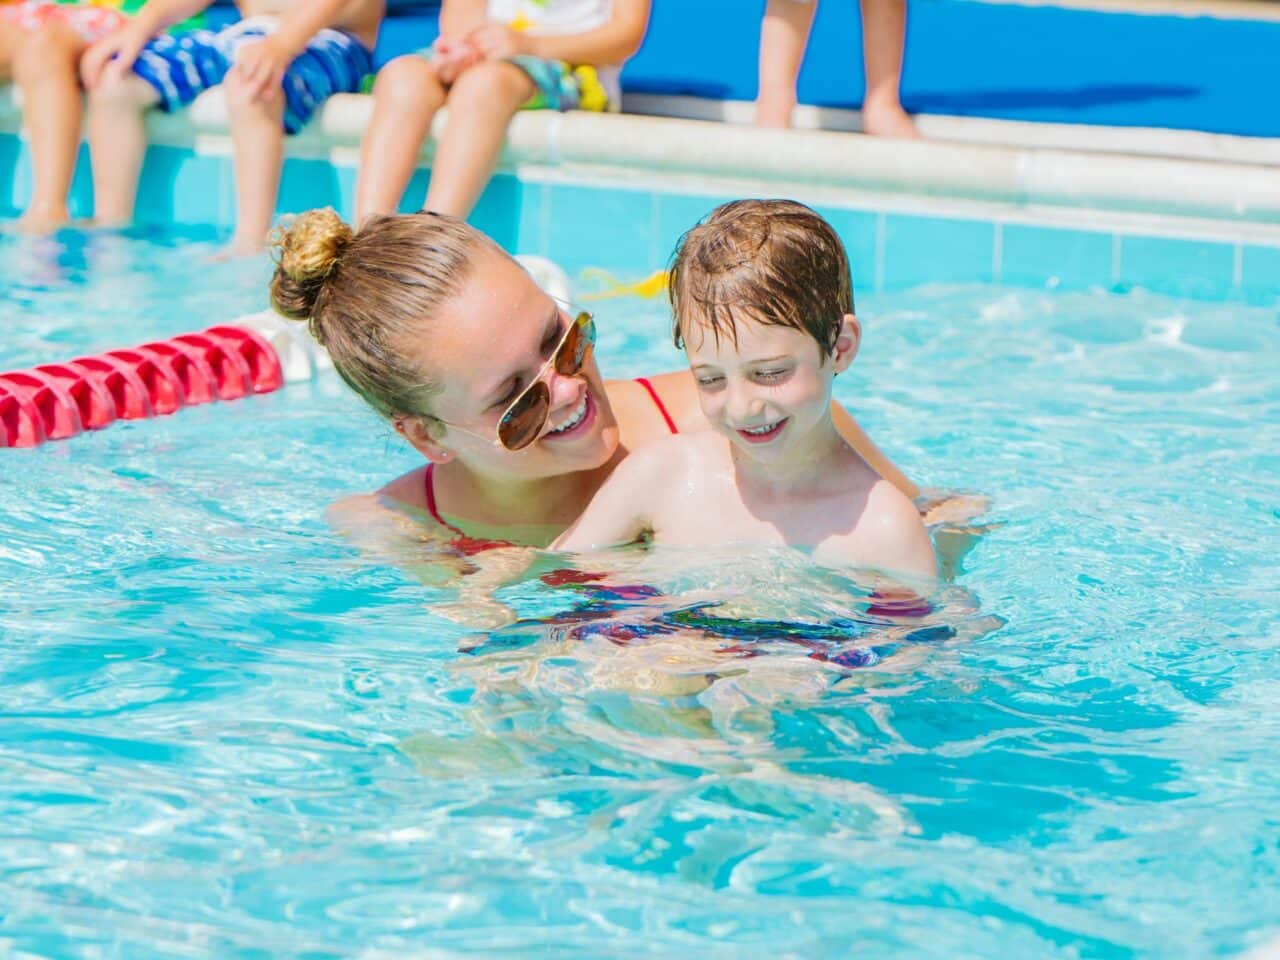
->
[[423, 61, 533, 218], [12, 21, 89, 230], [86, 74, 160, 225], [755, 0, 815, 129], [354, 55, 448, 223], [221, 67, 285, 253], [0, 24, 16, 83], [859, 0, 919, 138]]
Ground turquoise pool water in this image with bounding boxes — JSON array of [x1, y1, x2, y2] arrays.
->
[[1, 227, 1278, 958]]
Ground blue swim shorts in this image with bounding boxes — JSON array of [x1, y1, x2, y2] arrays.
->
[[132, 19, 373, 135]]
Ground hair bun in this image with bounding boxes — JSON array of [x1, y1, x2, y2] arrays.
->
[[269, 207, 354, 324]]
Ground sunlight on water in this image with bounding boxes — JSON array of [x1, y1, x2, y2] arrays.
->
[[1, 230, 1278, 957]]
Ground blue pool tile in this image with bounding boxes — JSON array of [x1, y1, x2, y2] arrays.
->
[[1001, 223, 1114, 290], [1116, 234, 1236, 300], [0, 135, 20, 213], [515, 181, 547, 255], [546, 184, 654, 274], [882, 214, 995, 288], [276, 158, 343, 220], [469, 174, 522, 252], [135, 146, 220, 225], [817, 206, 880, 295], [653, 192, 738, 266], [332, 165, 358, 222], [168, 153, 232, 226], [1241, 244, 1280, 305]]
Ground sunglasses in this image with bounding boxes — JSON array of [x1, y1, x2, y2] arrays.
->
[[436, 308, 597, 452]]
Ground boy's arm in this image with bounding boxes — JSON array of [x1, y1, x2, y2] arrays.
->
[[552, 445, 665, 552], [272, 0, 375, 57], [439, 0, 490, 39], [234, 0, 380, 100], [82, 0, 214, 87], [471, 0, 650, 67], [130, 0, 214, 35]]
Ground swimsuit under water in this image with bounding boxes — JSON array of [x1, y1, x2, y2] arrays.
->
[[427, 378, 950, 668]]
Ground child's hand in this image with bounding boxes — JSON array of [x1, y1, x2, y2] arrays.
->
[[232, 37, 293, 104], [431, 36, 480, 84], [465, 23, 531, 61], [80, 24, 150, 90]]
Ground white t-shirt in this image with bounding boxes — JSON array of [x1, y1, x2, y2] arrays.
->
[[487, 0, 613, 36], [487, 0, 622, 105]]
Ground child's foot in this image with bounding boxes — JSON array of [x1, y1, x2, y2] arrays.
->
[[16, 205, 71, 234], [214, 234, 268, 260], [861, 96, 921, 139], [754, 94, 796, 129]]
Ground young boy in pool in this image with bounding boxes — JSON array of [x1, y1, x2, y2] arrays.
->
[[555, 199, 936, 580], [78, 0, 382, 253]]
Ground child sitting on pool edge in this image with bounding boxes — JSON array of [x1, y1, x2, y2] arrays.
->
[[79, 0, 383, 254], [555, 199, 936, 581]]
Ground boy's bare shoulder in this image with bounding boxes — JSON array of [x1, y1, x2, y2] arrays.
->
[[617, 431, 710, 482], [850, 477, 937, 578], [860, 477, 927, 536]]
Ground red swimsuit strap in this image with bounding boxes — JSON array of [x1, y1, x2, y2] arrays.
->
[[423, 463, 512, 555], [423, 462, 456, 532], [634, 377, 678, 435]]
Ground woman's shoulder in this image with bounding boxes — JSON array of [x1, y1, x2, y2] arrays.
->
[[606, 369, 705, 445], [378, 464, 429, 510]]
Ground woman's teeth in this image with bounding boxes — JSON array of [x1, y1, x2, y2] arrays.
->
[[743, 421, 780, 435], [547, 395, 589, 435]]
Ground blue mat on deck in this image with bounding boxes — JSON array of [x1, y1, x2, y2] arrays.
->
[[212, 0, 1280, 139]]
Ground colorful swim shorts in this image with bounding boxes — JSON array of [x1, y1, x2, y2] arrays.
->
[[409, 47, 613, 112], [509, 55, 611, 112], [0, 1, 126, 42], [131, 17, 373, 135]]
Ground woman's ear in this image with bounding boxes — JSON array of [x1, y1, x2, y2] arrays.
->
[[393, 415, 453, 463], [832, 313, 861, 374]]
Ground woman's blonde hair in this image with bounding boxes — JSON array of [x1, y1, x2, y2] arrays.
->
[[269, 208, 500, 419]]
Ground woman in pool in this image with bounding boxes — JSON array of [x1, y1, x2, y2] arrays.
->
[[269, 207, 922, 549]]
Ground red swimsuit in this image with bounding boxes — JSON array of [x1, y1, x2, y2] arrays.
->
[[424, 377, 678, 554]]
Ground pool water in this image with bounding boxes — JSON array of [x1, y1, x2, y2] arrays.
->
[[1, 228, 1278, 958]]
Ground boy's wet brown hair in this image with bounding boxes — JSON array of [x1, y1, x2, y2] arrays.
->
[[269, 208, 503, 420], [668, 199, 855, 356]]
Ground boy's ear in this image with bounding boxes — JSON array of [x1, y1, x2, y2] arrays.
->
[[393, 415, 454, 464], [832, 313, 861, 374]]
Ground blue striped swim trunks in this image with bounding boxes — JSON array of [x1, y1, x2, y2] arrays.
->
[[131, 18, 373, 135]]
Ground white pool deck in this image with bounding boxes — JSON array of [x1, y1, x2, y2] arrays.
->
[[2, 83, 1279, 247]]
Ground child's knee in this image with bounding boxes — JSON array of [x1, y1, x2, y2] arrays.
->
[[221, 69, 284, 118], [13, 23, 81, 78], [448, 61, 530, 105], [88, 72, 153, 111], [373, 56, 445, 111]]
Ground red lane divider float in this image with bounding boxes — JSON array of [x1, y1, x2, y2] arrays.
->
[[0, 323, 284, 448], [0, 255, 571, 450]]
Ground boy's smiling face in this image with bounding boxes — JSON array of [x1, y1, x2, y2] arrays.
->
[[684, 312, 860, 464]]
